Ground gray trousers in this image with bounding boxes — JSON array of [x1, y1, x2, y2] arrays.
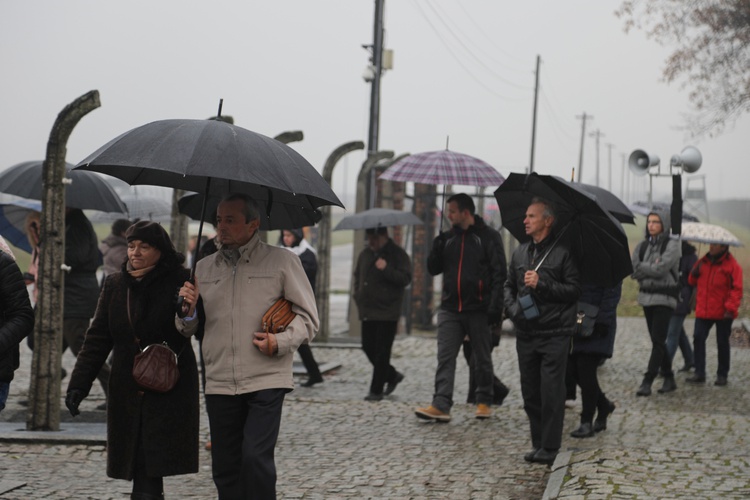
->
[[516, 334, 569, 451], [432, 309, 493, 412]]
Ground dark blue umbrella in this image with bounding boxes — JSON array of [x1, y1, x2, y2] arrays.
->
[[0, 197, 41, 253]]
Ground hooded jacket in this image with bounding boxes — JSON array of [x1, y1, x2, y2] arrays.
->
[[195, 232, 319, 395], [427, 215, 506, 315], [631, 209, 681, 309], [688, 248, 743, 320]]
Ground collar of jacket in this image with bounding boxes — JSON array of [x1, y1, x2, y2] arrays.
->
[[217, 231, 261, 266], [528, 231, 555, 256], [706, 248, 729, 265]]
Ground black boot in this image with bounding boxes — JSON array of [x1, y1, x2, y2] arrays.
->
[[594, 400, 616, 433], [131, 493, 164, 500], [636, 378, 652, 397], [570, 421, 594, 438], [658, 375, 677, 393]]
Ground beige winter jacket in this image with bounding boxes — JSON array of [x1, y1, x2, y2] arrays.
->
[[194, 232, 319, 395]]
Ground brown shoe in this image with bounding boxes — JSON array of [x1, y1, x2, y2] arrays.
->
[[475, 403, 491, 420], [414, 405, 451, 422]]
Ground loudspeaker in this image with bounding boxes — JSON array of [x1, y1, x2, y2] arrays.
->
[[670, 146, 702, 173], [628, 149, 660, 177]]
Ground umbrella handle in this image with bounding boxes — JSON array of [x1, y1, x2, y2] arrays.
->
[[176, 275, 195, 318]]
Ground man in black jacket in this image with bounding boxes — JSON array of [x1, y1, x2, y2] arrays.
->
[[353, 227, 412, 401], [415, 193, 506, 421], [504, 197, 580, 466]]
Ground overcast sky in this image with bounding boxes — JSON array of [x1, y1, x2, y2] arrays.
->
[[2, 0, 748, 209]]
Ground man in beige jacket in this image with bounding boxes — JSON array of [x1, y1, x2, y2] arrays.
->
[[180, 193, 318, 499]]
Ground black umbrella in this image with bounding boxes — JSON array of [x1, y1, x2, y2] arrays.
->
[[178, 192, 322, 230], [0, 161, 128, 214], [333, 208, 423, 231], [494, 172, 633, 287], [74, 113, 342, 313], [573, 182, 635, 225]]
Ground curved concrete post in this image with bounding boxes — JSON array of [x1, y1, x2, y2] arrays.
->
[[29, 90, 101, 431], [316, 141, 364, 341]]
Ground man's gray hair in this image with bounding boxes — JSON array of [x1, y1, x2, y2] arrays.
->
[[530, 196, 555, 220], [221, 193, 261, 223]]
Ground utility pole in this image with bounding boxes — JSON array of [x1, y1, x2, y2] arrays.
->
[[606, 143, 614, 192], [576, 112, 592, 182], [528, 55, 540, 173], [589, 129, 604, 187], [366, 0, 385, 157]]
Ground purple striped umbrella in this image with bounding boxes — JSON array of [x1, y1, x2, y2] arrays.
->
[[379, 149, 505, 187]]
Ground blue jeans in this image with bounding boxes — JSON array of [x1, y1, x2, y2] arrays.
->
[[666, 314, 694, 367], [693, 318, 733, 378], [0, 382, 9, 413]]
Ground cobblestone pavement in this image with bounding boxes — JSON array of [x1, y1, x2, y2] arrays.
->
[[1, 244, 749, 498]]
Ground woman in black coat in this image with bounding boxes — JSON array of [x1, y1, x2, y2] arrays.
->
[[567, 282, 622, 438], [66, 221, 199, 500], [0, 242, 35, 412]]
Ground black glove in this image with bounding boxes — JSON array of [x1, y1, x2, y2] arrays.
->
[[65, 390, 84, 417], [487, 309, 503, 326]]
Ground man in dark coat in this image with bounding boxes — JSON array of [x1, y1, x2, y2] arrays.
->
[[353, 226, 412, 401], [415, 193, 506, 421], [63, 208, 110, 403], [504, 197, 580, 466]]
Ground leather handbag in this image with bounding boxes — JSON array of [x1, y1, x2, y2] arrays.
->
[[262, 297, 297, 333], [132, 342, 180, 393], [574, 302, 600, 338], [127, 290, 180, 393]]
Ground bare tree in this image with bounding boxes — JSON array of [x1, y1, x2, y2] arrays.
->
[[616, 0, 750, 136]]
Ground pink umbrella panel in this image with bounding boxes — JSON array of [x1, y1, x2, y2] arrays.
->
[[379, 150, 505, 188]]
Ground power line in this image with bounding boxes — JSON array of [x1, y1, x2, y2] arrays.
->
[[408, 1, 530, 101], [422, 1, 531, 90]]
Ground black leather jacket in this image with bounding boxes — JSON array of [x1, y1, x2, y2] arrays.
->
[[0, 251, 35, 382], [504, 233, 581, 336], [427, 215, 506, 315]]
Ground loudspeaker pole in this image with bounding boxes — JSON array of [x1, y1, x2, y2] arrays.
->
[[528, 55, 540, 173], [576, 112, 592, 182]]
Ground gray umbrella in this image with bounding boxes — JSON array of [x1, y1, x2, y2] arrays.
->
[[334, 208, 423, 231], [0, 161, 128, 214]]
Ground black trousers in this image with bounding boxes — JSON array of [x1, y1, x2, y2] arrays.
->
[[643, 306, 674, 380], [298, 343, 322, 380], [568, 352, 610, 422], [206, 389, 285, 500], [361, 320, 399, 395], [516, 334, 568, 451]]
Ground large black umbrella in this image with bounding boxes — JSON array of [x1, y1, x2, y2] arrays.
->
[[494, 172, 633, 287], [574, 182, 635, 225], [74, 116, 342, 312], [0, 161, 128, 214]]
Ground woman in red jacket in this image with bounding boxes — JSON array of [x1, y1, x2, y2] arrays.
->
[[686, 243, 743, 386]]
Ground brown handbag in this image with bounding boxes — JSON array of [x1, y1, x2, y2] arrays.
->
[[262, 297, 297, 333], [127, 290, 181, 393]]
